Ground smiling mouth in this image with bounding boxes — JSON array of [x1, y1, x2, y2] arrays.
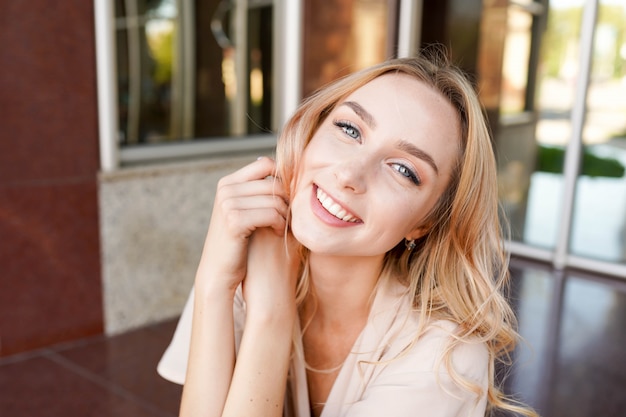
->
[[316, 187, 362, 223]]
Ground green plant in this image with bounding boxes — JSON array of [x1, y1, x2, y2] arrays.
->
[[536, 145, 625, 178]]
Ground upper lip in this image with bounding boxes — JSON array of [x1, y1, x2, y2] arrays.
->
[[315, 185, 363, 223]]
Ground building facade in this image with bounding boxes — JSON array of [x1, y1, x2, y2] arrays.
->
[[2, 0, 624, 357]]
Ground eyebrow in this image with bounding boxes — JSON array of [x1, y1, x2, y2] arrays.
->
[[341, 101, 377, 129], [341, 100, 439, 175], [398, 140, 440, 175]]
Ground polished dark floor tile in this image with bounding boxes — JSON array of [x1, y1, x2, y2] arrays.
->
[[0, 355, 170, 417], [0, 320, 181, 417], [54, 322, 182, 415], [506, 259, 626, 417], [1, 260, 624, 417]]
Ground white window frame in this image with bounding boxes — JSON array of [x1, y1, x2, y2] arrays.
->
[[94, 0, 303, 171]]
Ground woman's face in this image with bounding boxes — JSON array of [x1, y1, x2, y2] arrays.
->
[[290, 73, 461, 258]]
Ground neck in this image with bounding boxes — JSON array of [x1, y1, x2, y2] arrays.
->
[[301, 253, 385, 326]]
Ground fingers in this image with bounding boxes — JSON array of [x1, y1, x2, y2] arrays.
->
[[219, 156, 279, 186], [220, 193, 288, 214], [225, 207, 288, 238], [197, 158, 290, 292], [213, 157, 290, 239], [218, 177, 288, 204], [217, 157, 288, 204]]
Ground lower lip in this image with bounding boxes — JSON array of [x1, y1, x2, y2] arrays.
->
[[310, 186, 361, 228]]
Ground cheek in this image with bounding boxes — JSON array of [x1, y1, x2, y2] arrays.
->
[[288, 183, 313, 233], [288, 196, 329, 251], [410, 189, 448, 231], [393, 189, 442, 233]]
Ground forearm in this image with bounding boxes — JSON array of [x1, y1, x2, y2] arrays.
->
[[222, 306, 296, 417], [177, 157, 294, 416], [179, 284, 237, 417]]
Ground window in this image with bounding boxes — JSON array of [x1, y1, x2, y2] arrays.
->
[[302, 0, 399, 97], [114, 0, 275, 147], [500, 0, 545, 115]]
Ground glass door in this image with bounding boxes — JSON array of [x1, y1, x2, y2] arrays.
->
[[498, 0, 626, 277], [569, 0, 626, 265], [513, 0, 586, 250]]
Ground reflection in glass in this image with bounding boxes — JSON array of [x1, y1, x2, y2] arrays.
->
[[495, 2, 547, 243], [569, 0, 626, 263], [302, 0, 397, 97], [500, 0, 626, 264], [506, 0, 585, 249], [500, 6, 533, 115], [114, 0, 273, 145]]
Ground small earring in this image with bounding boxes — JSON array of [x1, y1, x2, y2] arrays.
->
[[405, 239, 416, 251]]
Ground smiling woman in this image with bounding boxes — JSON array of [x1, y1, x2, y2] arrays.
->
[[157, 52, 538, 417], [289, 74, 458, 259]]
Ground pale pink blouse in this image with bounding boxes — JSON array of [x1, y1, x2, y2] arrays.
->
[[158, 278, 489, 417]]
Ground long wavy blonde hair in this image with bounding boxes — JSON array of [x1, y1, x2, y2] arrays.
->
[[275, 53, 537, 416]]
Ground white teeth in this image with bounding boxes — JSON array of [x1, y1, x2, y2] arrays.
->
[[316, 188, 360, 223]]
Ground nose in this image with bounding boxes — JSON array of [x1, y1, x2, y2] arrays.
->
[[333, 156, 368, 194]]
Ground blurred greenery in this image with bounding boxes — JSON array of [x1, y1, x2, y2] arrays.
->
[[612, 129, 626, 140], [147, 24, 174, 85], [537, 145, 625, 178]]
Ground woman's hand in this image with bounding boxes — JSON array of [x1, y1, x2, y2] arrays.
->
[[194, 157, 290, 296], [183, 157, 296, 417]]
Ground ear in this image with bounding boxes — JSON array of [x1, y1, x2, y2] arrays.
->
[[405, 224, 430, 241]]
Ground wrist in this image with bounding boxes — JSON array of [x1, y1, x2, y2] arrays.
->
[[194, 274, 238, 303], [245, 300, 296, 328]]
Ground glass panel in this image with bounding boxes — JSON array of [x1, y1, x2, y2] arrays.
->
[[246, 5, 273, 134], [302, 0, 398, 97], [500, 6, 533, 115], [114, 0, 274, 146], [499, 0, 585, 248], [569, 0, 626, 263]]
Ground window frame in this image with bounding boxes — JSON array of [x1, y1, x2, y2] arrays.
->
[[95, 0, 304, 171]]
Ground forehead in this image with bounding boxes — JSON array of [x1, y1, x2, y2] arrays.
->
[[344, 72, 453, 117], [338, 73, 461, 159]]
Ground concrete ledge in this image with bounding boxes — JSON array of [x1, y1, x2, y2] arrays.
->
[[98, 153, 265, 334]]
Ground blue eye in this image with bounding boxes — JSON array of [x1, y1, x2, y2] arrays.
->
[[333, 120, 361, 141], [392, 163, 421, 185]]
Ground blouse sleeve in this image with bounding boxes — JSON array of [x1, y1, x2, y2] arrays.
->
[[344, 326, 489, 417]]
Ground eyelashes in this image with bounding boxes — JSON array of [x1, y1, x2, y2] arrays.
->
[[391, 163, 421, 185], [332, 119, 422, 186], [333, 120, 361, 141]]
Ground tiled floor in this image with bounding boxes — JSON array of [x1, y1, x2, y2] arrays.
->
[[1, 257, 625, 417], [0, 321, 182, 416], [503, 258, 626, 417]]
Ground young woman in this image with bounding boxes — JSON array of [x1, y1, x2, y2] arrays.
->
[[158, 54, 537, 417]]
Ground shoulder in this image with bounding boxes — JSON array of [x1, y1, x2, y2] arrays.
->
[[348, 320, 489, 416], [369, 278, 489, 381], [383, 319, 489, 381]]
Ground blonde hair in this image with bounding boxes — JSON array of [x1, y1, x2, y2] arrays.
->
[[276, 53, 537, 417]]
